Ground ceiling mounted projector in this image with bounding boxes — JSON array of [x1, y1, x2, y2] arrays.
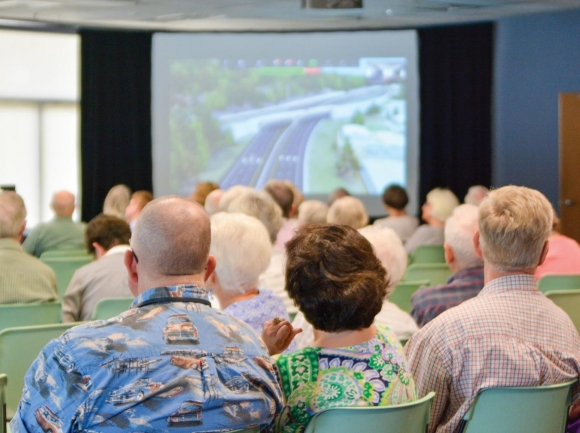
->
[[302, 0, 363, 9]]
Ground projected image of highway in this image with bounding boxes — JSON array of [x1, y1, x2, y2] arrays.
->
[[168, 58, 407, 195]]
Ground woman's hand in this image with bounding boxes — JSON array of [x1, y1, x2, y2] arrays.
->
[[262, 318, 302, 356]]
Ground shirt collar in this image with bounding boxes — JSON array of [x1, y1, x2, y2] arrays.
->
[[447, 266, 484, 283], [0, 238, 24, 252], [131, 284, 210, 308], [479, 273, 538, 296], [104, 244, 131, 257]]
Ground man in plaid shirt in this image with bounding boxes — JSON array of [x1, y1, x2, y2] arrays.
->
[[410, 204, 484, 327], [406, 185, 580, 433]]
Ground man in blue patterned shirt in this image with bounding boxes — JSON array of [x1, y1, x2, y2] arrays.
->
[[11, 196, 283, 433], [410, 204, 484, 327]]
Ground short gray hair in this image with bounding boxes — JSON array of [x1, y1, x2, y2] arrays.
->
[[464, 185, 489, 206], [298, 200, 328, 225], [426, 188, 460, 222], [210, 212, 272, 295], [218, 185, 254, 213], [0, 191, 26, 238], [478, 186, 552, 272], [132, 196, 210, 276], [204, 189, 224, 216], [359, 225, 407, 294], [327, 196, 368, 229], [444, 204, 483, 269], [227, 190, 283, 244]]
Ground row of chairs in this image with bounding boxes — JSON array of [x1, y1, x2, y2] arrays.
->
[[39, 248, 92, 301]]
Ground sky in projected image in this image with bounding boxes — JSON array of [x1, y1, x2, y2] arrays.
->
[[168, 57, 407, 196]]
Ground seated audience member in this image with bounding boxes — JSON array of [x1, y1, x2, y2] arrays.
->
[[292, 225, 418, 349], [11, 196, 283, 433], [406, 186, 580, 433], [464, 185, 489, 206], [405, 188, 459, 254], [374, 184, 419, 243], [23, 190, 85, 257], [189, 181, 219, 206], [410, 204, 484, 327], [228, 190, 296, 314], [297, 200, 328, 225], [327, 187, 350, 206], [264, 179, 299, 250], [208, 212, 295, 351], [269, 224, 415, 433], [0, 191, 57, 303], [535, 210, 580, 279], [218, 185, 254, 212], [62, 214, 133, 322], [327, 196, 369, 229], [124, 190, 153, 231], [204, 188, 224, 216], [286, 180, 304, 214], [102, 184, 131, 218]]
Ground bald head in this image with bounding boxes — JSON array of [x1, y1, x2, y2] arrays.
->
[[132, 196, 211, 277], [0, 191, 26, 239], [51, 191, 75, 217]]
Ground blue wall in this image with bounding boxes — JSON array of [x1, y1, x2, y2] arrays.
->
[[494, 9, 580, 206]]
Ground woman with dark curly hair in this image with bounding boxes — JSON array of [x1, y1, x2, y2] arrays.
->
[[267, 224, 416, 433]]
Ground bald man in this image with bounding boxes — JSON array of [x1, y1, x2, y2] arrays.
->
[[12, 196, 283, 433], [23, 190, 85, 257]]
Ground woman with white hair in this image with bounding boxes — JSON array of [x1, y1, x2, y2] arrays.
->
[[291, 224, 419, 349], [326, 196, 369, 229], [297, 200, 328, 225], [207, 212, 295, 351], [405, 187, 459, 254]]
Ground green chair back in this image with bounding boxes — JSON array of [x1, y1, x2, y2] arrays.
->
[[40, 256, 92, 300], [410, 245, 446, 265], [0, 303, 61, 333], [39, 249, 91, 259], [0, 323, 81, 418], [304, 392, 435, 433], [458, 380, 576, 433], [0, 374, 6, 433], [545, 289, 580, 334], [230, 428, 260, 433], [403, 263, 452, 286], [537, 274, 580, 294], [91, 297, 134, 320], [389, 280, 430, 313]]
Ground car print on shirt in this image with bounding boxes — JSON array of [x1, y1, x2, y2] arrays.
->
[[54, 345, 76, 373], [162, 314, 199, 344], [35, 405, 64, 433], [167, 400, 203, 426], [100, 357, 162, 374], [106, 378, 162, 405], [136, 306, 163, 321]]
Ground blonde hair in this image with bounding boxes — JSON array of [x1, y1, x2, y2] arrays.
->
[[327, 196, 368, 229], [103, 184, 131, 218], [426, 188, 460, 222], [478, 186, 552, 272]]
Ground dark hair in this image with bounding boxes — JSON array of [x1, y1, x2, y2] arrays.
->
[[85, 214, 131, 255], [382, 185, 409, 210], [264, 180, 294, 218], [285, 224, 388, 332]]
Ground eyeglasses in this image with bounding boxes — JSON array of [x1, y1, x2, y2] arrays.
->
[[132, 249, 139, 263]]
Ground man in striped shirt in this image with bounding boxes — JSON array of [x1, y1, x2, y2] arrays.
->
[[0, 191, 57, 303], [406, 186, 580, 433], [410, 204, 484, 327]]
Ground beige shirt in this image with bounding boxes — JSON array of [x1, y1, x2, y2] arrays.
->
[[0, 238, 57, 303], [62, 245, 133, 322]]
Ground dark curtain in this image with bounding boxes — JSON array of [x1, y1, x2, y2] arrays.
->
[[418, 23, 493, 206], [80, 30, 153, 222]]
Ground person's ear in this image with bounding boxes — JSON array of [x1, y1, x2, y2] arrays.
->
[[17, 221, 26, 242], [473, 231, 483, 258], [538, 240, 549, 266], [204, 255, 217, 283], [124, 250, 139, 297], [444, 243, 455, 265], [92, 242, 107, 259]]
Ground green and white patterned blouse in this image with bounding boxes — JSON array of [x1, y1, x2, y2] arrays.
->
[[275, 325, 416, 433]]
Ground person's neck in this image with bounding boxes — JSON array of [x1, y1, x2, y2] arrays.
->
[[313, 325, 376, 348], [217, 288, 259, 310], [427, 218, 445, 227], [483, 262, 536, 285], [386, 207, 407, 217], [139, 274, 207, 294]]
